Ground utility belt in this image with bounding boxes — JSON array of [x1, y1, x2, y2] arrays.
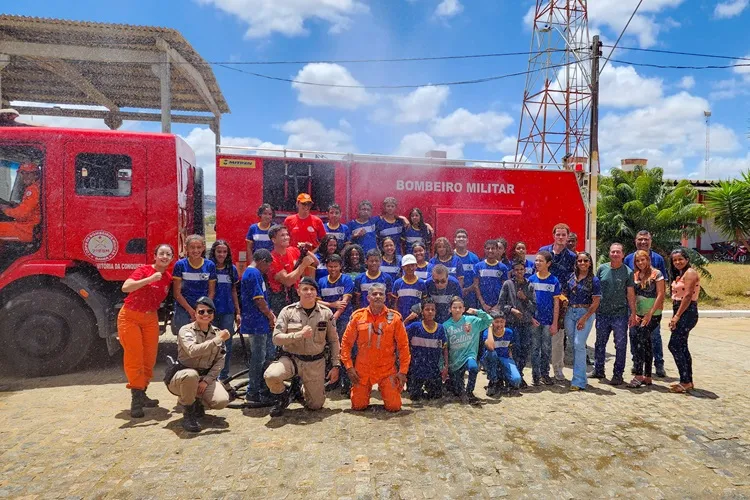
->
[[163, 356, 212, 385], [287, 351, 326, 362]]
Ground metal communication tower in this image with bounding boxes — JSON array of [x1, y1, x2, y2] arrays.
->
[[515, 0, 592, 169], [704, 110, 711, 178]]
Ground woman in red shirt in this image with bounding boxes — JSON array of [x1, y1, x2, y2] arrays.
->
[[118, 243, 175, 418]]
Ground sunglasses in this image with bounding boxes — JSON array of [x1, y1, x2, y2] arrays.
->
[[434, 279, 447, 284], [196, 309, 214, 316]]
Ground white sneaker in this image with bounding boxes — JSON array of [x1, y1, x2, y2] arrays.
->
[[554, 371, 566, 381]]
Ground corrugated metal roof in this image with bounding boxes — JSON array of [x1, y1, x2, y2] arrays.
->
[[0, 14, 229, 115]]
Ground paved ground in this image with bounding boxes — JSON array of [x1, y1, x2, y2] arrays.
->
[[1, 318, 750, 499]]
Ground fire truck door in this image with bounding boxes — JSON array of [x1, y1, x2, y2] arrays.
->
[[63, 142, 147, 268]]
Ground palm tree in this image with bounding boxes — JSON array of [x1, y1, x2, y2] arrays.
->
[[705, 172, 750, 251], [597, 165, 710, 278]]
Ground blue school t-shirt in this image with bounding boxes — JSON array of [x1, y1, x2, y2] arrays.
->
[[407, 321, 447, 379], [563, 275, 602, 306], [380, 255, 402, 282], [214, 264, 239, 315], [481, 327, 515, 359], [376, 217, 406, 254], [354, 271, 393, 307], [428, 255, 464, 283], [348, 216, 379, 252], [529, 273, 562, 325], [246, 223, 273, 252], [403, 226, 430, 255], [392, 276, 426, 318], [318, 274, 355, 322], [314, 253, 329, 282], [325, 222, 351, 249], [240, 266, 271, 335], [172, 258, 217, 309], [425, 275, 463, 323], [473, 260, 509, 307], [415, 262, 430, 281]]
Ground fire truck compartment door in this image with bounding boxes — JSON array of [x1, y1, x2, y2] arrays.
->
[[64, 141, 147, 268], [433, 207, 523, 255]]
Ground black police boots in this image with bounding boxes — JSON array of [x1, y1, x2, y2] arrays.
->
[[270, 388, 290, 417], [192, 399, 206, 418], [182, 403, 201, 433], [130, 389, 145, 418], [139, 389, 159, 408]]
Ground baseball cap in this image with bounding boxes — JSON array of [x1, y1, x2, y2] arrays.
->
[[19, 163, 39, 173], [401, 254, 417, 266], [297, 193, 313, 204]]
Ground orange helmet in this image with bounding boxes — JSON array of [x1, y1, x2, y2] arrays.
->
[[18, 163, 39, 173]]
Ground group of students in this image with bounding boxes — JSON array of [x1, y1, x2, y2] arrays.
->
[[115, 193, 702, 424]]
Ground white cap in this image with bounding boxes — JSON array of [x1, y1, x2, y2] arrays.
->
[[401, 254, 417, 266]]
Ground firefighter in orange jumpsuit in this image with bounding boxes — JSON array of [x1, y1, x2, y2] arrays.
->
[[0, 163, 41, 242], [341, 282, 411, 411]]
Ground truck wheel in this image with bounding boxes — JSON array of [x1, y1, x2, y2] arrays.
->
[[0, 288, 96, 376]]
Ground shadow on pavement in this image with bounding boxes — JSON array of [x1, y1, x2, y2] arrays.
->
[[263, 407, 342, 428], [164, 413, 230, 438], [342, 406, 414, 420], [114, 406, 174, 429]]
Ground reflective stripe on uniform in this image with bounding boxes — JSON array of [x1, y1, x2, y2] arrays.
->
[[380, 226, 402, 236], [411, 336, 442, 349], [397, 288, 422, 298], [253, 234, 270, 241], [432, 295, 451, 304], [479, 269, 500, 278], [532, 282, 557, 292], [182, 272, 210, 281], [321, 286, 346, 297], [217, 274, 232, 284]]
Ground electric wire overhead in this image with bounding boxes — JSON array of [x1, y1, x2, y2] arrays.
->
[[602, 45, 750, 63], [609, 59, 750, 71]]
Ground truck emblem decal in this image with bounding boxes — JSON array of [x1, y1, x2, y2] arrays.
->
[[83, 230, 119, 262]]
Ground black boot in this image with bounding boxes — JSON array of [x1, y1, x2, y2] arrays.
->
[[139, 388, 159, 408], [192, 400, 206, 418], [486, 381, 499, 397], [270, 389, 290, 417], [130, 389, 144, 418], [181, 403, 201, 433]]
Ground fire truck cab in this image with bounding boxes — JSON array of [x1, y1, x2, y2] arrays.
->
[[0, 126, 204, 376]]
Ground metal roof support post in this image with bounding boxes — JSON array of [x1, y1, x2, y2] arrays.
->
[[152, 51, 171, 133], [210, 116, 220, 146], [0, 54, 9, 106]]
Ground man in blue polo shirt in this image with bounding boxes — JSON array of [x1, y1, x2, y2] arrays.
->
[[539, 222, 577, 380], [624, 230, 669, 378], [425, 264, 463, 323], [240, 249, 277, 404]]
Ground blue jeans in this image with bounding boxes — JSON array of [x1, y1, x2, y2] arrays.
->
[[564, 307, 595, 389], [482, 351, 522, 388], [172, 304, 192, 334], [451, 358, 479, 394], [629, 323, 664, 369], [510, 322, 532, 377], [213, 313, 236, 381], [530, 324, 552, 380], [595, 314, 629, 377], [246, 333, 276, 400]]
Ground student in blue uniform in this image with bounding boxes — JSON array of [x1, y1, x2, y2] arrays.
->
[[376, 197, 407, 255], [245, 203, 275, 259], [348, 200, 379, 252], [512, 241, 536, 278], [240, 249, 276, 404], [424, 264, 462, 323], [380, 236, 402, 282], [473, 239, 509, 313], [342, 243, 365, 281], [390, 254, 426, 318], [315, 234, 340, 282], [528, 251, 562, 386], [403, 208, 432, 255], [406, 298, 448, 401], [454, 228, 480, 309], [412, 243, 431, 280], [324, 203, 351, 250], [428, 237, 464, 287], [208, 240, 241, 381], [482, 311, 522, 396], [172, 234, 217, 332], [498, 258, 537, 388], [495, 237, 512, 268], [354, 248, 393, 308]]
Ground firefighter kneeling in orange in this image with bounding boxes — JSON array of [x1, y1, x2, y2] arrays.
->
[[0, 163, 41, 242], [341, 283, 411, 412]]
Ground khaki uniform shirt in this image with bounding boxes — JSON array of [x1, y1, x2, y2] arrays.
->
[[177, 322, 226, 384], [273, 302, 340, 366]]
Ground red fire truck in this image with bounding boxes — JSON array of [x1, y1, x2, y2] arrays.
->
[[0, 126, 204, 375], [215, 148, 587, 266]]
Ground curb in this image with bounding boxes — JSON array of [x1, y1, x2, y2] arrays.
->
[[661, 310, 750, 319]]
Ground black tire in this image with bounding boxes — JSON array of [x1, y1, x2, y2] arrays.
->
[[0, 288, 97, 376]]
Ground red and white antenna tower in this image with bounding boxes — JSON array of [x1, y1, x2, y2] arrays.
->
[[515, 0, 591, 169]]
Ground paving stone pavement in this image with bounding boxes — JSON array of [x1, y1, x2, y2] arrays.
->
[[1, 318, 750, 499]]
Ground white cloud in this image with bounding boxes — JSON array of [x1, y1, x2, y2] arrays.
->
[[280, 118, 353, 151], [196, 0, 368, 38], [599, 64, 663, 108], [714, 0, 749, 18], [393, 86, 450, 123], [292, 63, 375, 110], [435, 0, 463, 18], [430, 108, 514, 148], [395, 132, 464, 158], [732, 54, 750, 76], [678, 76, 696, 90], [710, 78, 750, 100], [702, 153, 750, 179]]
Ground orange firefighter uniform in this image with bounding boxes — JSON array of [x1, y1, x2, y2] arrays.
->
[[0, 164, 41, 242], [341, 306, 411, 411]]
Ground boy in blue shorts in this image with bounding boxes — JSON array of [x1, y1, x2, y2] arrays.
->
[[482, 311, 522, 396]]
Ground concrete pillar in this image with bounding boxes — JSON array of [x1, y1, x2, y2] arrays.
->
[[0, 54, 10, 106], [151, 52, 171, 133]]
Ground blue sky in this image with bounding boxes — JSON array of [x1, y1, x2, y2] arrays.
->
[[6, 0, 750, 193]]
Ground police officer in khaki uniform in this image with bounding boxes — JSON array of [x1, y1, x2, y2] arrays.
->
[[264, 277, 341, 417], [168, 296, 231, 432]]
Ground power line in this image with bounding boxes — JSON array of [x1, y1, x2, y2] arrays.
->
[[609, 58, 750, 71], [216, 58, 590, 89], [600, 0, 644, 73], [603, 45, 750, 63]]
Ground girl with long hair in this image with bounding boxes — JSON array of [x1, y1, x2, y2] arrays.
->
[[668, 248, 700, 393], [208, 240, 241, 382]]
